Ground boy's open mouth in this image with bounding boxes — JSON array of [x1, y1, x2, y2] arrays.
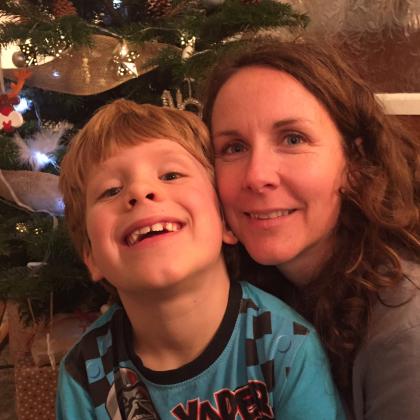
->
[[125, 222, 183, 246]]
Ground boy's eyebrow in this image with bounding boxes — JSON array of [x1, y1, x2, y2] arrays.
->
[[157, 146, 199, 162]]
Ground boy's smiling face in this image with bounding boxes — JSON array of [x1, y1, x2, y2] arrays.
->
[[83, 139, 236, 294]]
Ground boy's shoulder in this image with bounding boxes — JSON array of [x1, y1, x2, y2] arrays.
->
[[83, 303, 123, 333], [61, 304, 127, 389], [240, 281, 314, 333]]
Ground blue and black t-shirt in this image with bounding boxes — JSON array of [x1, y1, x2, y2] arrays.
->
[[57, 282, 345, 419]]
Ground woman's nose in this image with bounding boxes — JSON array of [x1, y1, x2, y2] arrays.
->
[[243, 148, 280, 193]]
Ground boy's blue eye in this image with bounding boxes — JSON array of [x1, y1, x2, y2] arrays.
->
[[160, 172, 183, 181], [100, 186, 122, 198]]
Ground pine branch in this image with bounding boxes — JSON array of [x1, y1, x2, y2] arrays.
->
[[0, 14, 94, 52], [0, 136, 22, 169], [192, 0, 309, 47], [0, 0, 47, 21]]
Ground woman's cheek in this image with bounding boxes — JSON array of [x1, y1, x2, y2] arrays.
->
[[216, 165, 240, 205]]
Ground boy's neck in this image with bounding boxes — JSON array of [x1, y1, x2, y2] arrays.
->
[[119, 258, 232, 372]]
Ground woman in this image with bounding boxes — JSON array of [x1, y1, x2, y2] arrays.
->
[[203, 40, 420, 419]]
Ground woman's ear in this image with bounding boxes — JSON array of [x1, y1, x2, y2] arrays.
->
[[83, 246, 104, 282], [354, 137, 364, 156], [344, 137, 364, 189]]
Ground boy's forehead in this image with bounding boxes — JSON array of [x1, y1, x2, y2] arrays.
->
[[93, 137, 207, 171], [103, 137, 194, 158]]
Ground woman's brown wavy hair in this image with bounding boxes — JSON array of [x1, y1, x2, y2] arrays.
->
[[202, 39, 420, 405]]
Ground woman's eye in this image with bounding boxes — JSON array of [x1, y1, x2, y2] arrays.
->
[[222, 142, 246, 155], [100, 186, 121, 199], [160, 172, 183, 181], [284, 133, 305, 146]]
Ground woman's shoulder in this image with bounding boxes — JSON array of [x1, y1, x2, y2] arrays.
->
[[363, 259, 420, 346], [352, 260, 420, 420]]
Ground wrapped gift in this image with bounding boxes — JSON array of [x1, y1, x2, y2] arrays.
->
[[7, 301, 100, 420], [0, 300, 8, 346], [14, 356, 57, 420], [30, 312, 98, 367], [7, 302, 38, 364]]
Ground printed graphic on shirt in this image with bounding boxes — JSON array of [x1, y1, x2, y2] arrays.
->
[[171, 380, 274, 420], [106, 367, 160, 420]]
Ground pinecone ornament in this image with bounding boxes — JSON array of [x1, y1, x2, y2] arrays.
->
[[52, 0, 77, 17], [146, 0, 172, 17]]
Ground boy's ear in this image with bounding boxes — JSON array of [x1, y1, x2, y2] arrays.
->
[[222, 222, 238, 245], [83, 246, 104, 282]]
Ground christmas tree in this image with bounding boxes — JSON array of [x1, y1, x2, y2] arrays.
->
[[0, 0, 308, 323]]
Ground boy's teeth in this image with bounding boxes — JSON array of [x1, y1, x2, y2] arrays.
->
[[139, 226, 151, 235], [151, 223, 163, 232], [126, 222, 181, 246], [167, 222, 180, 231]]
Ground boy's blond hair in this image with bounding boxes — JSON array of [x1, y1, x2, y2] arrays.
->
[[59, 99, 213, 258]]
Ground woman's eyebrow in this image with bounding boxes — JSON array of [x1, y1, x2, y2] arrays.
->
[[273, 118, 311, 129], [212, 128, 241, 138]]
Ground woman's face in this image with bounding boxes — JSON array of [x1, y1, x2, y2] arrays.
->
[[211, 66, 347, 284]]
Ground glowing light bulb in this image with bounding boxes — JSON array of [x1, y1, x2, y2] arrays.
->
[[33, 151, 53, 169], [16, 222, 28, 233], [55, 199, 65, 215], [14, 96, 32, 113]]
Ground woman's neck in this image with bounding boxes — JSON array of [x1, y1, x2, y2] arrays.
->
[[276, 235, 334, 287]]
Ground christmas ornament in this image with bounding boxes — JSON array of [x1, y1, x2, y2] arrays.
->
[[52, 0, 77, 17], [13, 122, 72, 171], [0, 169, 64, 215], [19, 42, 39, 67], [0, 42, 55, 70], [112, 41, 140, 78], [12, 51, 27, 68], [81, 56, 91, 84], [0, 69, 31, 132], [180, 34, 196, 60], [3, 35, 170, 95], [0, 95, 22, 132], [147, 0, 172, 17], [161, 78, 203, 118]]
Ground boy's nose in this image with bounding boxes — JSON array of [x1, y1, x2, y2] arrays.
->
[[127, 192, 156, 207]]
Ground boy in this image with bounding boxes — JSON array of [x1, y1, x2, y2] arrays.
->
[[57, 99, 345, 419]]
